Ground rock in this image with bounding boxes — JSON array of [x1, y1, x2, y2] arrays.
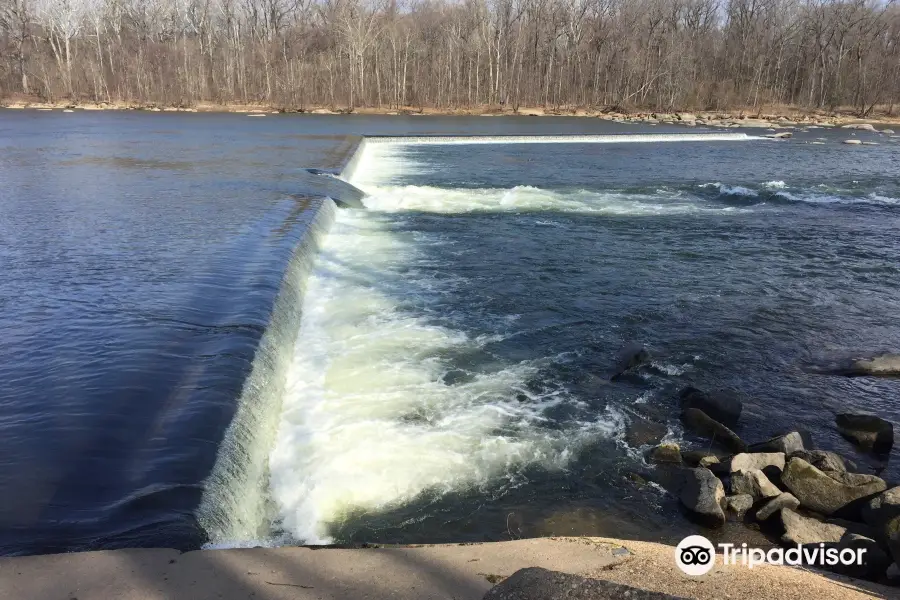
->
[[782, 457, 886, 515], [725, 494, 754, 518], [682, 450, 722, 468], [844, 139, 862, 145], [862, 487, 900, 530], [699, 455, 721, 469], [781, 508, 847, 545], [841, 123, 877, 131], [789, 449, 855, 474], [833, 533, 892, 580], [886, 562, 900, 583], [625, 418, 667, 447], [748, 431, 806, 455], [649, 443, 682, 464], [680, 408, 747, 453], [820, 352, 900, 377], [836, 413, 893, 454], [611, 342, 650, 379], [679, 467, 726, 528], [825, 517, 879, 540], [756, 492, 800, 520], [678, 387, 742, 427], [731, 469, 781, 501], [730, 452, 785, 473], [764, 132, 793, 139], [886, 515, 900, 564], [482, 567, 689, 600], [678, 113, 697, 122], [882, 129, 895, 134]]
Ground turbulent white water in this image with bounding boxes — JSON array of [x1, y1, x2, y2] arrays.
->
[[361, 185, 751, 214], [265, 143, 638, 544]]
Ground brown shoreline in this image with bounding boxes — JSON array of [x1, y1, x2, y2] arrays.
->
[[4, 100, 900, 129]]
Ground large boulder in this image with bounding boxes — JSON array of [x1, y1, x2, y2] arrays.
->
[[780, 508, 847, 545], [782, 457, 886, 515], [789, 449, 855, 474], [680, 408, 747, 453], [730, 452, 785, 473], [731, 469, 781, 501], [861, 486, 900, 530], [756, 492, 800, 520], [678, 387, 742, 427], [625, 418, 667, 447], [611, 342, 650, 380], [679, 467, 726, 528], [835, 413, 893, 454], [832, 534, 892, 580], [482, 567, 689, 600], [748, 431, 806, 455]]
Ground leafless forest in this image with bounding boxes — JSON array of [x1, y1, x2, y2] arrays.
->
[[1, 0, 899, 114]]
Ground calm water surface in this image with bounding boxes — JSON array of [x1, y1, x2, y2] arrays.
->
[[1, 111, 898, 554]]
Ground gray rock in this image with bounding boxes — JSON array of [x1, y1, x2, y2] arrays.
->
[[862, 486, 900, 530], [844, 139, 862, 145], [678, 387, 742, 427], [730, 452, 785, 473], [782, 457, 886, 515], [681, 450, 722, 468], [882, 129, 895, 135], [725, 494, 754, 518], [611, 342, 650, 379], [764, 132, 793, 139], [836, 413, 894, 454], [680, 408, 747, 453], [748, 431, 806, 455], [814, 352, 900, 377], [789, 449, 855, 474], [841, 123, 877, 131], [649, 443, 682, 464], [482, 567, 690, 600], [833, 533, 893, 580], [756, 492, 800, 520], [731, 469, 781, 501], [886, 515, 900, 565], [679, 467, 726, 528], [781, 508, 847, 545], [626, 418, 667, 447]]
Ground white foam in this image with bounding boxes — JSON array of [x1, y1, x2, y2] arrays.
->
[[267, 209, 619, 543], [359, 185, 749, 215]]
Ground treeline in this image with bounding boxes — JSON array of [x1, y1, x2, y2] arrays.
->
[[1, 0, 899, 114]]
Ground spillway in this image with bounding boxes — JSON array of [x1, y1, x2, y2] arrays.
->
[[198, 131, 766, 548]]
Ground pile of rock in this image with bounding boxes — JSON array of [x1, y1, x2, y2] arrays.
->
[[648, 388, 897, 582], [613, 344, 900, 582]]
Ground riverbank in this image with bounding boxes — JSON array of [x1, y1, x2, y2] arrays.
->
[[3, 99, 900, 130], [0, 537, 892, 600]]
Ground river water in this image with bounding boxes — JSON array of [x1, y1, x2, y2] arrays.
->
[[1, 111, 898, 554]]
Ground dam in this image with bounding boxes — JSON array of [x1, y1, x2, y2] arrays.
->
[[197, 131, 766, 548], [2, 112, 898, 559]]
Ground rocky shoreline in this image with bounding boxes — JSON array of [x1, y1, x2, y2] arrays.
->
[[3, 100, 899, 130], [617, 345, 900, 586]]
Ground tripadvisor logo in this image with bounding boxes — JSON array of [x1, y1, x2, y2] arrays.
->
[[676, 535, 716, 576], [675, 535, 868, 576]]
